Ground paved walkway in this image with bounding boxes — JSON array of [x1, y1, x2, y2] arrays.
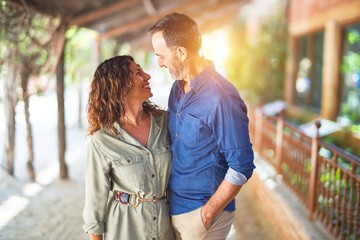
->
[[0, 126, 280, 240], [0, 126, 88, 240], [0, 91, 281, 240]]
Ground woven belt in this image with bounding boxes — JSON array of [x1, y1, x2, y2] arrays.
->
[[113, 190, 167, 208]]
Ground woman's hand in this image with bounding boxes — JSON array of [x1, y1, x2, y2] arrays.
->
[[89, 234, 103, 240]]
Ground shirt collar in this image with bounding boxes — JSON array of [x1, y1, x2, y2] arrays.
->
[[189, 61, 215, 92], [113, 112, 158, 133]]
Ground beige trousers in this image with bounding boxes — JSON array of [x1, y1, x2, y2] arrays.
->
[[171, 207, 235, 240]]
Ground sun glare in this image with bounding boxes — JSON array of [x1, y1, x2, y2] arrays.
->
[[202, 29, 229, 75]]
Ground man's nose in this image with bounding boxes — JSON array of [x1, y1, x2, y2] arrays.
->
[[158, 58, 164, 68]]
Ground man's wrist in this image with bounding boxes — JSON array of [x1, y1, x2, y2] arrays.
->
[[202, 204, 216, 221]]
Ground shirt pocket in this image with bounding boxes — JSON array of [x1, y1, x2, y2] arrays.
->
[[152, 144, 172, 177], [111, 155, 147, 188], [181, 113, 211, 145]]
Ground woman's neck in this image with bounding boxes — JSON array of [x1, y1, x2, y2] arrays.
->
[[122, 99, 147, 126]]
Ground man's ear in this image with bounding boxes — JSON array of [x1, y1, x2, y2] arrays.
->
[[176, 46, 187, 61]]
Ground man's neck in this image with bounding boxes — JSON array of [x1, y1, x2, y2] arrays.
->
[[183, 56, 208, 93]]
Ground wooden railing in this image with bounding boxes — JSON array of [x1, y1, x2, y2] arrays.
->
[[248, 107, 360, 240]]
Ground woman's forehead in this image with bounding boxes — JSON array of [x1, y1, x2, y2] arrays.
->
[[129, 61, 141, 71]]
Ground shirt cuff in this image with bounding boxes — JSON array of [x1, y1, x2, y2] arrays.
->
[[82, 222, 105, 235], [224, 167, 248, 186]]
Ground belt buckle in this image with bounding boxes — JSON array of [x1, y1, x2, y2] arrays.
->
[[127, 192, 141, 208], [115, 191, 165, 208], [114, 191, 131, 205]]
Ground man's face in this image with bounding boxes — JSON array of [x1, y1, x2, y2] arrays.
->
[[151, 31, 185, 81]]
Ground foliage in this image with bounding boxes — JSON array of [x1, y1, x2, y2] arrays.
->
[[0, 0, 59, 64], [340, 27, 360, 127], [64, 27, 97, 86], [225, 0, 288, 106], [0, 0, 60, 92]]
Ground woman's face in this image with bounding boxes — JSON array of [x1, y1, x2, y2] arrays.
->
[[125, 61, 153, 102]]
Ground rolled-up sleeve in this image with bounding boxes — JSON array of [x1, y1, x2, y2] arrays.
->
[[82, 140, 110, 234], [224, 167, 248, 185], [212, 93, 255, 181]]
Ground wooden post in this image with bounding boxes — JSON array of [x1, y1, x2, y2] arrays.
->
[[308, 120, 321, 220], [55, 24, 68, 179], [3, 50, 18, 177], [254, 108, 263, 152], [95, 33, 102, 65], [275, 110, 285, 174], [284, 36, 298, 105], [321, 20, 341, 120]]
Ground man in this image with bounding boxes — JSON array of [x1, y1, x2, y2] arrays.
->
[[148, 12, 255, 240]]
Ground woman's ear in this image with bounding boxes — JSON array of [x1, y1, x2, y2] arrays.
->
[[176, 46, 187, 62]]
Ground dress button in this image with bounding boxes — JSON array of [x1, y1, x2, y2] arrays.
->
[[126, 159, 131, 163], [153, 216, 157, 220], [151, 174, 155, 178]]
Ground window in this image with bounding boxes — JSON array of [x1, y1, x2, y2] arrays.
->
[[339, 23, 360, 127], [295, 31, 324, 112]]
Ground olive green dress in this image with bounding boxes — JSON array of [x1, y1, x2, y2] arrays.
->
[[82, 111, 174, 240]]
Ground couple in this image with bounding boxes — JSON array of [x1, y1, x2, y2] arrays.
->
[[82, 13, 255, 240]]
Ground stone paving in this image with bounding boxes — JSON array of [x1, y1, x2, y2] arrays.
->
[[0, 126, 89, 240], [0, 126, 280, 240], [0, 91, 281, 240]]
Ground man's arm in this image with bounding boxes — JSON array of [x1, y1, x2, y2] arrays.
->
[[200, 179, 242, 229]]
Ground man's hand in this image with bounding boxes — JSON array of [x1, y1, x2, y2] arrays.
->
[[200, 207, 213, 230], [200, 180, 242, 230]]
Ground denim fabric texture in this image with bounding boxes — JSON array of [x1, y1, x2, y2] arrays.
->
[[168, 62, 255, 215]]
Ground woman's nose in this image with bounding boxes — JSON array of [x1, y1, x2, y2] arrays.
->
[[143, 72, 151, 80]]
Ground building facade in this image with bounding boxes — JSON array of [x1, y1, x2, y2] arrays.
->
[[285, 0, 360, 123]]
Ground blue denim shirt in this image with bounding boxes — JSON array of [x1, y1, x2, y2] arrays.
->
[[168, 62, 255, 215]]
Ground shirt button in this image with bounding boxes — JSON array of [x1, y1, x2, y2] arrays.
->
[[153, 216, 157, 220], [152, 238, 156, 240], [176, 112, 181, 118], [151, 174, 155, 178]]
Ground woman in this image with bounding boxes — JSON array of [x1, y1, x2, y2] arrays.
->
[[83, 55, 174, 240]]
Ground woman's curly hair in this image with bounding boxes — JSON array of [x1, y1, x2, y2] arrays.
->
[[87, 55, 159, 136]]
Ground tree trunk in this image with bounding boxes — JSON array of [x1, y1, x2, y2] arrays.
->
[[3, 59, 18, 176], [77, 77, 83, 129], [20, 61, 36, 181], [56, 36, 68, 179]]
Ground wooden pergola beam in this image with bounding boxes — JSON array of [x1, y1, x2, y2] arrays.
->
[[70, 0, 140, 26], [101, 0, 246, 40], [124, 1, 245, 51], [142, 0, 156, 15], [100, 0, 209, 39], [197, 0, 247, 31]]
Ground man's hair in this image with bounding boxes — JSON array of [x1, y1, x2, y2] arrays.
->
[[148, 12, 202, 55]]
